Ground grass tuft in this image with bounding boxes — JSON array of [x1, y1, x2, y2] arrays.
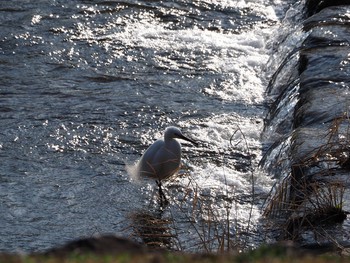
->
[[264, 114, 350, 243]]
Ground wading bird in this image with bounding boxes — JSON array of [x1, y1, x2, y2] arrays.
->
[[127, 126, 197, 206]]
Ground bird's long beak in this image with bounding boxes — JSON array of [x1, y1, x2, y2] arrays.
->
[[179, 134, 198, 146]]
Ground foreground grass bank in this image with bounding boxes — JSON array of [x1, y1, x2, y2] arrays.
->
[[2, 244, 350, 263]]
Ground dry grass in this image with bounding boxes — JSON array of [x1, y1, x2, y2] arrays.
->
[[264, 114, 350, 242], [128, 211, 175, 249]]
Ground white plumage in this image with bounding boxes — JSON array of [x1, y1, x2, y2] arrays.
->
[[126, 126, 197, 205]]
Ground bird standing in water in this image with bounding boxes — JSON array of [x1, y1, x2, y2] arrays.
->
[[127, 126, 197, 206]]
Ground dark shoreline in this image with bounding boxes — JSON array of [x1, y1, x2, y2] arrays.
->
[[2, 235, 350, 262]]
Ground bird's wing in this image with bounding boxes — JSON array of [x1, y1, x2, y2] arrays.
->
[[141, 140, 164, 163], [137, 140, 164, 178], [151, 141, 181, 179], [138, 140, 180, 180]]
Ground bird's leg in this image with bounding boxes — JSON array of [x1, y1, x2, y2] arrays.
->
[[156, 180, 168, 207]]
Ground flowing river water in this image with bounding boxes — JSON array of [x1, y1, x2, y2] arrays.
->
[[0, 0, 336, 253]]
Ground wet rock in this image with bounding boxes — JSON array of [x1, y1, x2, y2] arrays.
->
[[304, 5, 350, 31], [291, 5, 350, 173], [263, 2, 350, 243]]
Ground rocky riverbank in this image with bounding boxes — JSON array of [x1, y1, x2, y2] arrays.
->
[[263, 0, 350, 244]]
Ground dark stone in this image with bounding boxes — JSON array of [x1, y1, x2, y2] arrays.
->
[[285, 206, 348, 239], [45, 235, 148, 256], [305, 0, 350, 17]]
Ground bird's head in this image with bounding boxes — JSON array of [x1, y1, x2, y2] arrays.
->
[[164, 126, 197, 145]]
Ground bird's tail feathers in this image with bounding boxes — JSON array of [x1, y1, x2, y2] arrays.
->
[[125, 162, 141, 184]]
